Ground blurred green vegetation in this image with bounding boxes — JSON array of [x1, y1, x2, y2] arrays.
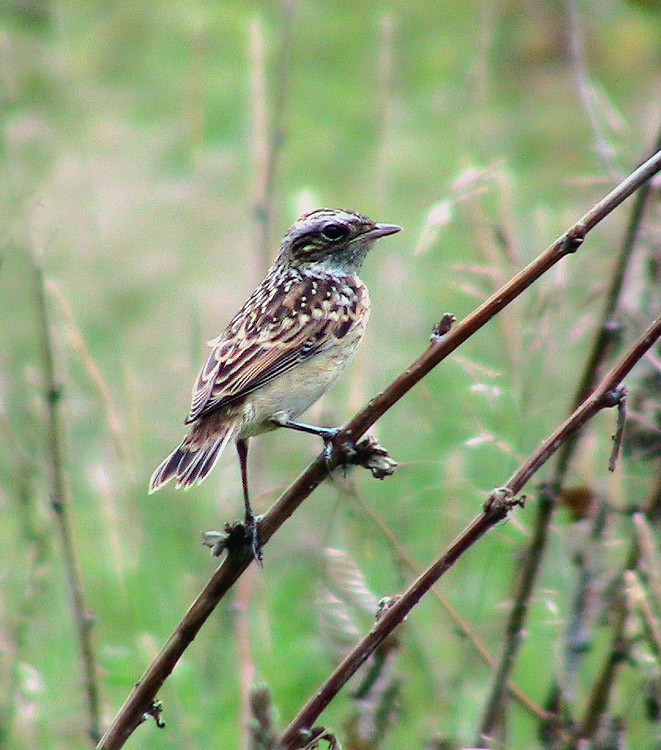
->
[[1, 0, 660, 748]]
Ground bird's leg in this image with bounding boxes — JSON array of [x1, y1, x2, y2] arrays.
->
[[236, 438, 262, 564], [270, 417, 397, 480], [274, 418, 340, 442], [271, 417, 340, 460], [274, 417, 362, 472]]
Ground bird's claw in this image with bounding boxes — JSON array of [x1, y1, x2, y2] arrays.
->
[[321, 428, 341, 465], [244, 512, 263, 565]]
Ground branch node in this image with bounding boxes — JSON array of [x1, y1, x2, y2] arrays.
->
[[562, 222, 586, 254], [50, 493, 63, 513], [201, 519, 261, 558], [352, 436, 398, 479], [602, 385, 627, 409], [430, 313, 456, 342], [376, 595, 401, 619], [48, 384, 62, 404], [603, 317, 624, 340], [483, 486, 523, 517], [143, 699, 165, 729]]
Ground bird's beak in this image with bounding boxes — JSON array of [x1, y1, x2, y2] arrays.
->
[[363, 223, 402, 240]]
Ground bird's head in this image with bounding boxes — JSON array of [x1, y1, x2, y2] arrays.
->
[[276, 208, 401, 274]]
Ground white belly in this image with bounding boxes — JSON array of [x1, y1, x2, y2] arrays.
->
[[236, 336, 361, 438]]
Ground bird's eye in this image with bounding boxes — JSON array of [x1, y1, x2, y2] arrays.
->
[[320, 223, 348, 242]]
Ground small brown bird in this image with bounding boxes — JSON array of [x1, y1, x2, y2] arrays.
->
[[149, 208, 400, 556]]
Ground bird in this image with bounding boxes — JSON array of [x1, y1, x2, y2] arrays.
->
[[149, 208, 401, 558]]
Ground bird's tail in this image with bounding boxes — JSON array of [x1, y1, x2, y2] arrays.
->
[[149, 422, 237, 493]]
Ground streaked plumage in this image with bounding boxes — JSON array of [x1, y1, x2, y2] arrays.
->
[[149, 208, 400, 541]]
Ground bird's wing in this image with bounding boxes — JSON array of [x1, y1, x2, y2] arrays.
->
[[186, 272, 360, 423]]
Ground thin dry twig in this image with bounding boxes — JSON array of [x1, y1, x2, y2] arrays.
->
[[625, 570, 661, 660], [632, 512, 661, 611], [608, 388, 628, 471], [576, 467, 661, 740], [96, 148, 661, 750], [477, 136, 661, 743], [280, 315, 661, 748], [31, 254, 102, 743], [251, 2, 294, 267], [566, 0, 622, 179], [47, 280, 134, 479]]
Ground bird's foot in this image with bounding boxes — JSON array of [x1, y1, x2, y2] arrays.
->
[[244, 511, 263, 566], [319, 427, 341, 465]]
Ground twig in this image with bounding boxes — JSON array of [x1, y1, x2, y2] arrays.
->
[[31, 255, 101, 743], [475, 487, 555, 746], [477, 137, 661, 743], [562, 126, 661, 433], [47, 280, 134, 480], [280, 316, 661, 749], [608, 388, 628, 471], [96, 149, 661, 749]]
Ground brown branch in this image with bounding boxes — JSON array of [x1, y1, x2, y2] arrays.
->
[[559, 125, 661, 469], [32, 255, 102, 743], [351, 488, 553, 725], [96, 148, 661, 749], [475, 489, 555, 746], [280, 315, 661, 749], [477, 134, 661, 743]]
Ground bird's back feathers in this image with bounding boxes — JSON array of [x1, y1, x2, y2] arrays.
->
[[186, 269, 366, 423]]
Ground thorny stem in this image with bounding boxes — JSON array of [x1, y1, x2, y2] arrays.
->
[[280, 316, 661, 749], [32, 256, 102, 743], [477, 134, 661, 745], [97, 149, 661, 749]]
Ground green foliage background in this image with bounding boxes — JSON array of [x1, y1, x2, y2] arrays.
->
[[1, 0, 660, 748]]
